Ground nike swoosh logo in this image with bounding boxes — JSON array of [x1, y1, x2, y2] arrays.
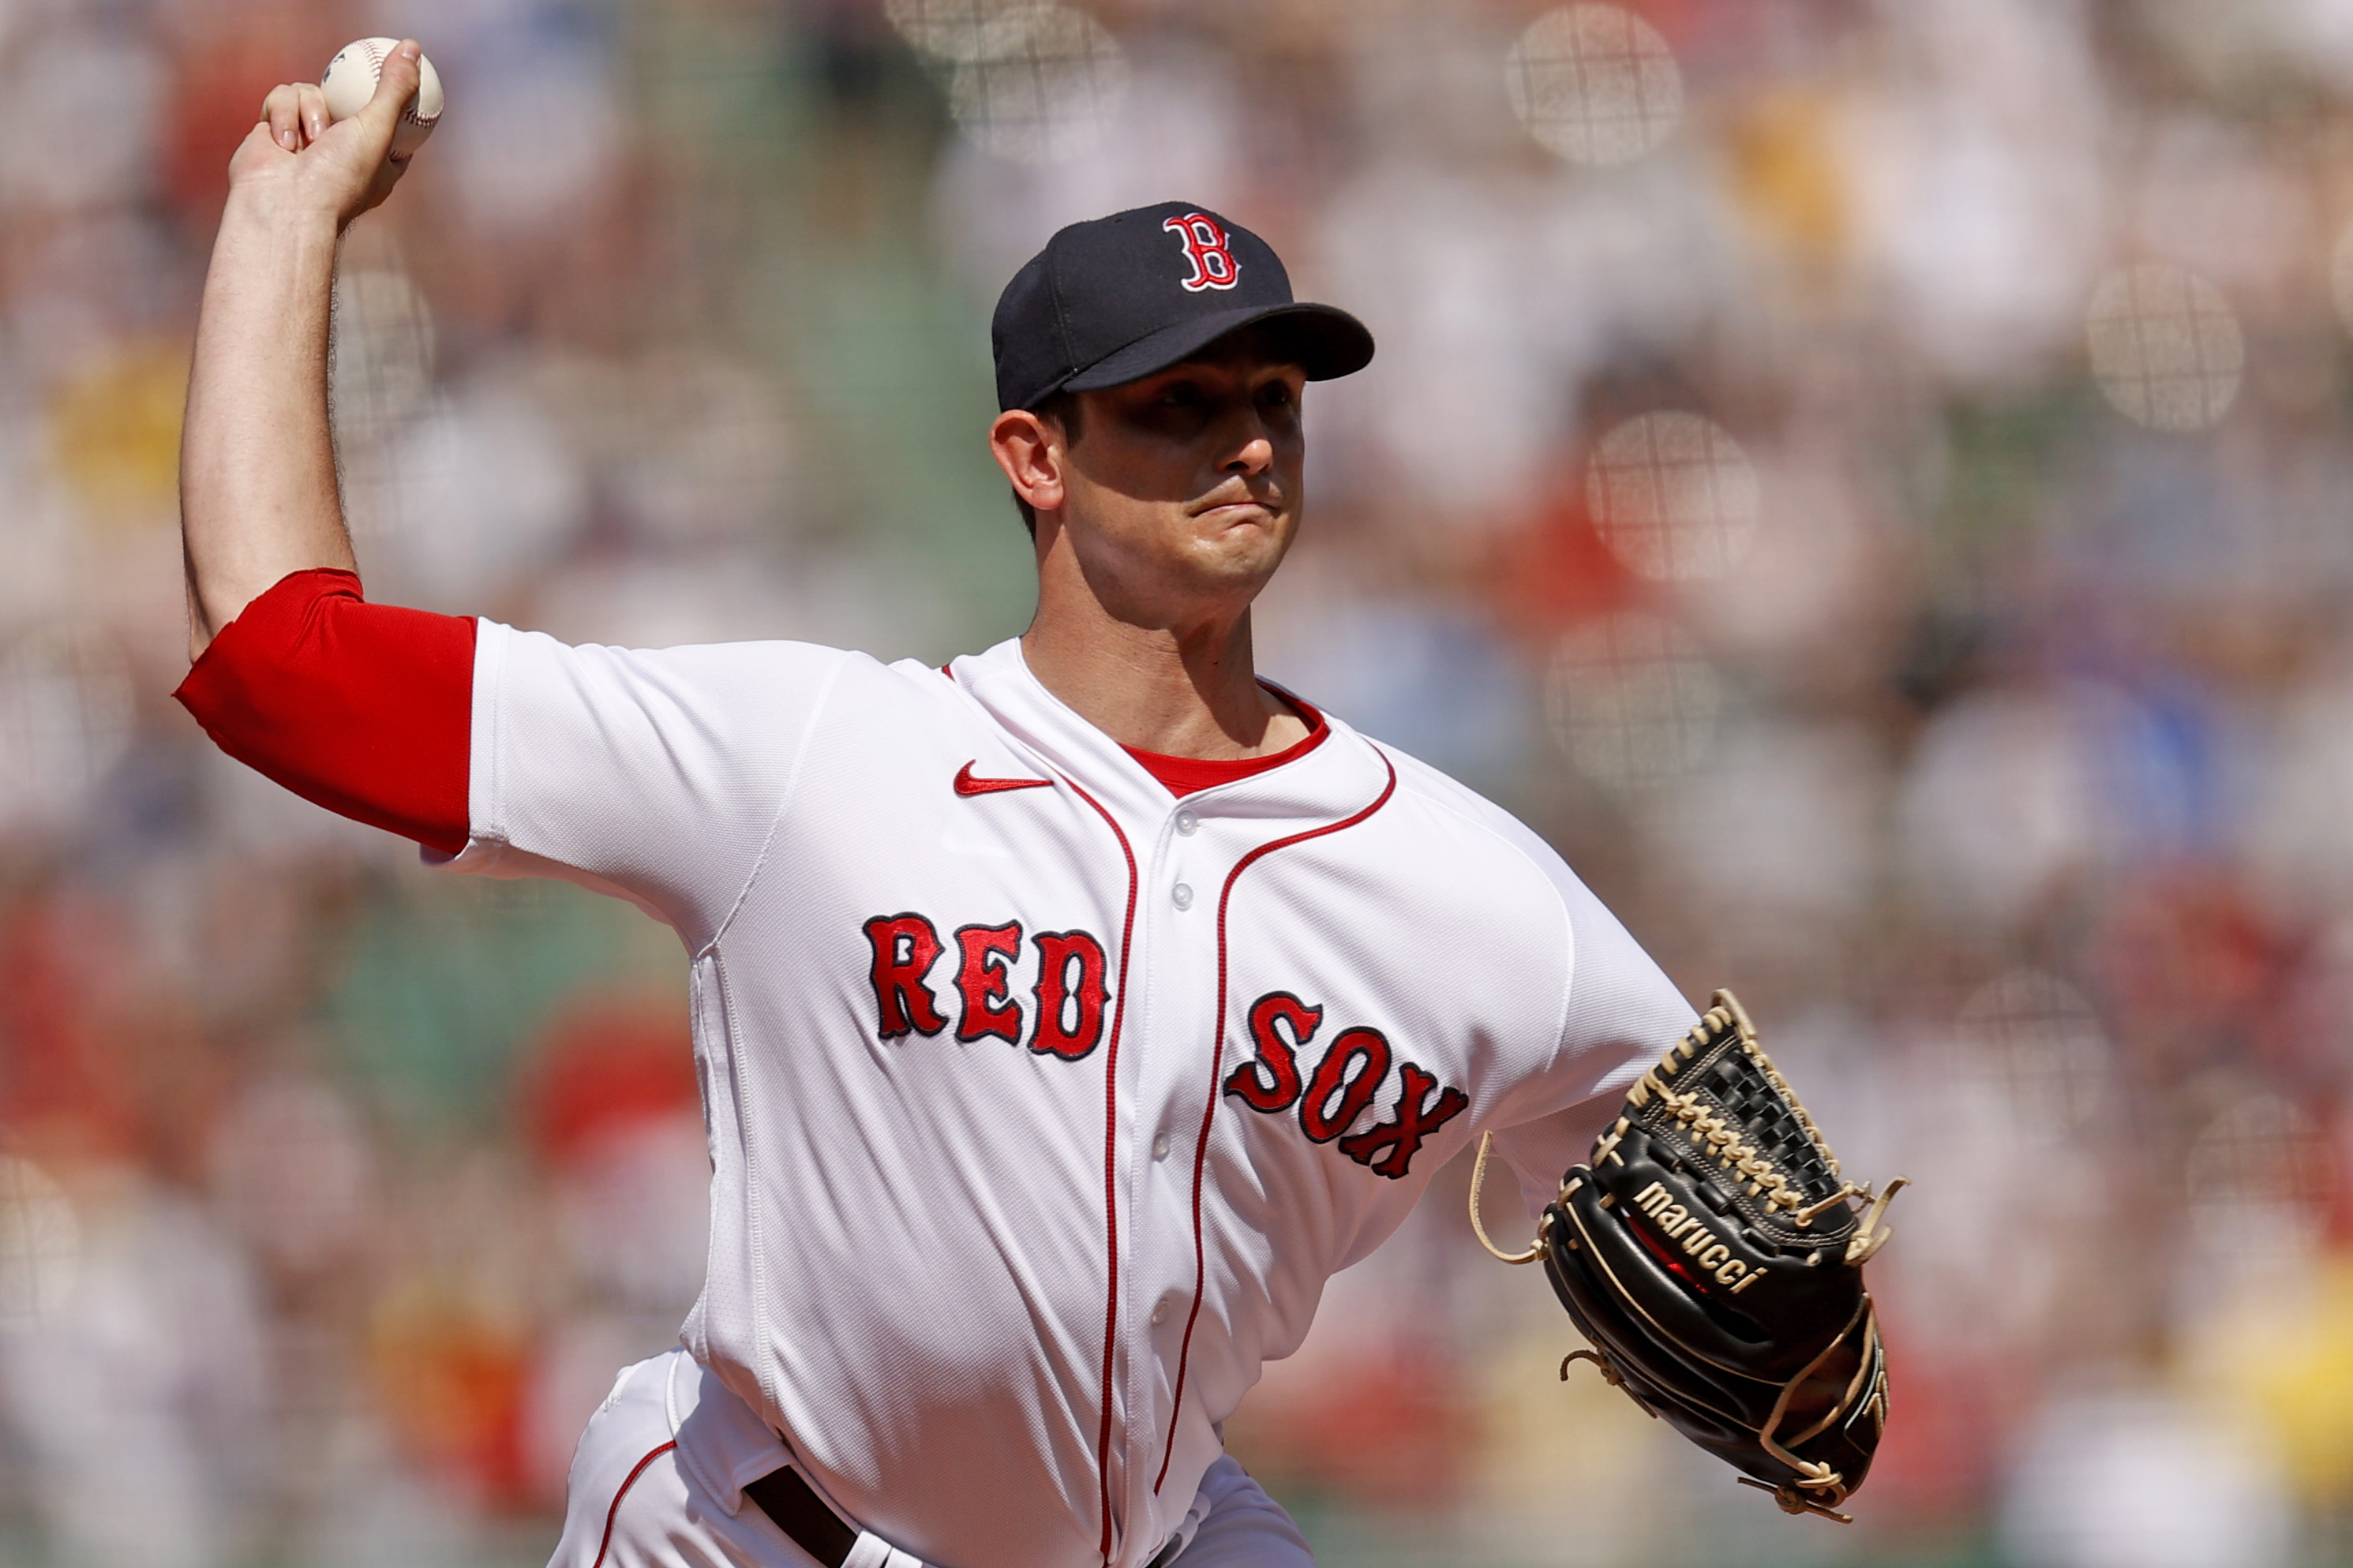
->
[[954, 761, 1053, 797]]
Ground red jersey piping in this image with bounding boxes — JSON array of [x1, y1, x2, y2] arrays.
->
[[1051, 773, 1141, 1566], [592, 1440, 678, 1568]]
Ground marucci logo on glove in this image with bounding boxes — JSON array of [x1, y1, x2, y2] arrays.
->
[[1628, 1180, 1761, 1293]]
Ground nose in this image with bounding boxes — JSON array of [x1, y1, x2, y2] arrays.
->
[[1224, 418, 1275, 477]]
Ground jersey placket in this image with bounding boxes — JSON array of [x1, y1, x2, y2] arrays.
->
[[1110, 791, 1235, 1566]]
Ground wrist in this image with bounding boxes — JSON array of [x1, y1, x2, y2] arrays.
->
[[219, 179, 344, 244]]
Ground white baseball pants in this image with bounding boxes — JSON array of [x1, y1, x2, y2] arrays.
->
[[546, 1349, 1314, 1568]]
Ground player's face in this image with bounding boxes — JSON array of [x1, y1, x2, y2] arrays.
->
[[1057, 332, 1308, 615]]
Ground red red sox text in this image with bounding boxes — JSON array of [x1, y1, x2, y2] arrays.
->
[[861, 915, 1469, 1179]]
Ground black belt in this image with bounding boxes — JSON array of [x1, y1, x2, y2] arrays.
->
[[744, 1466, 1184, 1568], [744, 1465, 858, 1567]]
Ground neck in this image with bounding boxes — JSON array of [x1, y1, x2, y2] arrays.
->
[[1021, 597, 1306, 762]]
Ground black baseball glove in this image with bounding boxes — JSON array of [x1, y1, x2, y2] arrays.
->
[[1471, 990, 1905, 1521]]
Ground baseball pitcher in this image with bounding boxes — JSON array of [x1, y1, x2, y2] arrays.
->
[[176, 47, 1894, 1568]]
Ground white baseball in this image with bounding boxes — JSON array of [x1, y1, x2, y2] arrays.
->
[[320, 38, 443, 159]]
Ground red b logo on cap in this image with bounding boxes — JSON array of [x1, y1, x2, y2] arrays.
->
[[1163, 213, 1241, 293]]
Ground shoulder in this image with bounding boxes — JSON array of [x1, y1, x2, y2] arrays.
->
[[1379, 743, 1547, 848], [474, 625, 965, 713], [1344, 729, 1691, 1095], [469, 631, 985, 791], [1357, 732, 1584, 917], [477, 621, 864, 677]]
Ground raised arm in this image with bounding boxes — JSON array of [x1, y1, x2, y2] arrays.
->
[[180, 42, 423, 661], [172, 42, 835, 891]]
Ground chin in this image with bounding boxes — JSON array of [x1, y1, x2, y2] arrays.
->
[[1190, 533, 1290, 589], [1194, 506, 1290, 550]]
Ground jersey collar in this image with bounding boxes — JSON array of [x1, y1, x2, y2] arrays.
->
[[944, 638, 1392, 833]]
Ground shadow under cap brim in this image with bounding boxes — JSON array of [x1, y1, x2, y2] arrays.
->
[[1055, 301, 1375, 399]]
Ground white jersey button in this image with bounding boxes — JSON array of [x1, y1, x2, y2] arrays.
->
[[1174, 810, 1199, 836], [1151, 1300, 1169, 1326], [1171, 882, 1193, 910], [1152, 1132, 1171, 1161]]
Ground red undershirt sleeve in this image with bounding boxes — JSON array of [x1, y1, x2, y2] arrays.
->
[[173, 567, 474, 856]]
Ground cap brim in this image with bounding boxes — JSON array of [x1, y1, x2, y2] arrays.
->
[[1057, 302, 1374, 398]]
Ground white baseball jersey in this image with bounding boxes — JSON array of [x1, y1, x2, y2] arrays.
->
[[447, 627, 1695, 1568]]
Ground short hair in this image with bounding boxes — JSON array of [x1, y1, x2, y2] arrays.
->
[[1011, 389, 1084, 539]]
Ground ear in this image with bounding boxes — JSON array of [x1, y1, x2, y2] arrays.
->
[[990, 409, 1066, 515]]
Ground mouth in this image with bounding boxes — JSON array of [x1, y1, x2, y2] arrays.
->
[[1190, 488, 1285, 526]]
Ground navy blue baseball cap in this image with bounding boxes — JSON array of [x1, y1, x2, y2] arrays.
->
[[991, 201, 1376, 413]]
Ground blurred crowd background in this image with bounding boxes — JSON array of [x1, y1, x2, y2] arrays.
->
[[6, 0, 2353, 1563]]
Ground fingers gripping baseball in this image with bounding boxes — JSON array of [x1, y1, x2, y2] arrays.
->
[[230, 40, 427, 226], [261, 84, 327, 152]]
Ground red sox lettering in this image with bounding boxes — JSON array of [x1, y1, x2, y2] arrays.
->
[[864, 921, 1470, 1180], [866, 912, 1109, 1060], [1222, 988, 1471, 1179]]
